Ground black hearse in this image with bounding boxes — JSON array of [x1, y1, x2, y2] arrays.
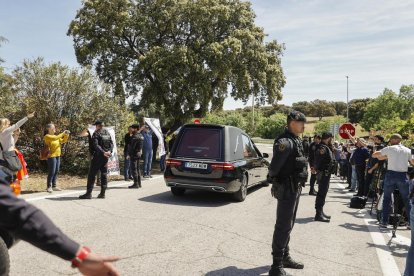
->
[[164, 124, 270, 202]]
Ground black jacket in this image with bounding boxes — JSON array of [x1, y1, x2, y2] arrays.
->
[[92, 129, 114, 157], [128, 132, 144, 159], [0, 170, 79, 260]]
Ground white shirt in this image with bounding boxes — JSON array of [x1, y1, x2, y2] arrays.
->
[[380, 144, 412, 172], [0, 117, 28, 160]]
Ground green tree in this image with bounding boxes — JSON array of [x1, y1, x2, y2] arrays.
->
[[314, 116, 346, 135], [68, 0, 285, 129], [10, 58, 134, 173], [332, 101, 347, 116], [361, 89, 402, 130], [399, 84, 414, 120], [256, 113, 286, 139], [0, 36, 8, 63], [348, 98, 372, 123], [292, 101, 312, 115]]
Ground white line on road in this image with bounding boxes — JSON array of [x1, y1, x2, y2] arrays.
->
[[25, 175, 164, 202], [336, 181, 402, 276]]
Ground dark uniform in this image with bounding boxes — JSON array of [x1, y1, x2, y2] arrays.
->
[[128, 125, 144, 189], [80, 126, 114, 199], [268, 111, 308, 276], [0, 169, 79, 274], [87, 130, 101, 186], [314, 133, 335, 222], [308, 137, 320, 195]]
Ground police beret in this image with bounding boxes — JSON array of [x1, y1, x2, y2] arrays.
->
[[287, 111, 306, 122], [93, 120, 103, 126], [131, 124, 140, 129]]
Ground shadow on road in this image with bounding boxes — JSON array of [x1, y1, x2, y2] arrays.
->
[[139, 184, 266, 207], [47, 196, 81, 201], [295, 217, 314, 224], [367, 242, 408, 258], [139, 190, 233, 207], [205, 265, 270, 276]]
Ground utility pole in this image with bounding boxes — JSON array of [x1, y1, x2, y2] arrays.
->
[[346, 76, 349, 122], [252, 93, 255, 130]]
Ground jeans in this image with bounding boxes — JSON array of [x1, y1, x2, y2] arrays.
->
[[160, 154, 166, 172], [47, 157, 60, 188], [381, 171, 411, 225], [124, 157, 132, 180], [404, 203, 414, 276], [143, 150, 153, 176], [351, 165, 359, 190]]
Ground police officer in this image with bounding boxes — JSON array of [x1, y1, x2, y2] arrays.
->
[[314, 132, 335, 223], [79, 121, 114, 199], [128, 124, 144, 189], [0, 168, 120, 275], [308, 134, 321, 196], [268, 111, 308, 276]]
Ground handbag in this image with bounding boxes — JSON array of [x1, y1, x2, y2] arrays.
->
[[0, 144, 23, 172], [39, 143, 50, 161]]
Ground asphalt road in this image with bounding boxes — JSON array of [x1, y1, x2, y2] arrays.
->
[[10, 144, 411, 276]]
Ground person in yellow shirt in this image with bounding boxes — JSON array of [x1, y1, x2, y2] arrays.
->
[[43, 124, 70, 193]]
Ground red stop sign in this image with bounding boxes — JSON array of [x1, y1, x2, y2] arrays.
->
[[339, 123, 356, 139]]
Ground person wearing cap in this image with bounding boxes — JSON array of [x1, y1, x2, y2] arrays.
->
[[313, 132, 335, 223], [79, 121, 114, 199], [308, 134, 321, 196], [373, 134, 414, 228], [128, 124, 144, 189], [267, 110, 308, 276]]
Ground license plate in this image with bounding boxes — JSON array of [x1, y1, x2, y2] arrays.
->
[[185, 162, 208, 170]]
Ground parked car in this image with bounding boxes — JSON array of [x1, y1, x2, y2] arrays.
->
[[0, 179, 21, 275], [164, 124, 270, 202]]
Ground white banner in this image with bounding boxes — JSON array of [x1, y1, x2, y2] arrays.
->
[[87, 126, 120, 176], [144, 117, 166, 157]]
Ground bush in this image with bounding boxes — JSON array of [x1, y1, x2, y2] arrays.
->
[[1, 58, 135, 174], [256, 113, 286, 139]]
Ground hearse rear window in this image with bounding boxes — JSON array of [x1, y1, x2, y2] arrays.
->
[[175, 128, 222, 160]]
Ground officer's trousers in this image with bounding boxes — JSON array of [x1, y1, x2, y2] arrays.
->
[[272, 187, 301, 259], [315, 172, 331, 210], [130, 157, 141, 187], [309, 173, 317, 190], [86, 156, 108, 194]]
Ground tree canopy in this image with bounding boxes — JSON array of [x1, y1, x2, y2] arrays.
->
[[68, 0, 286, 128]]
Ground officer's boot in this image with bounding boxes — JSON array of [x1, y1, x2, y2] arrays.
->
[[283, 253, 304, 269], [268, 257, 286, 276], [128, 175, 140, 189], [321, 208, 331, 219], [97, 185, 106, 199], [97, 174, 107, 198], [309, 187, 317, 196], [315, 209, 330, 222]]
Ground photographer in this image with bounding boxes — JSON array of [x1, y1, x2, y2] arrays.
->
[[373, 134, 414, 228]]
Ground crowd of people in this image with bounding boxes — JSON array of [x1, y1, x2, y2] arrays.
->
[[301, 130, 414, 275]]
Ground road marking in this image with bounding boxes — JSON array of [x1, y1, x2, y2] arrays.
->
[[336, 181, 402, 276], [25, 175, 164, 202]]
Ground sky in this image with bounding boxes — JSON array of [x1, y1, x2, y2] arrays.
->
[[1, 0, 413, 110]]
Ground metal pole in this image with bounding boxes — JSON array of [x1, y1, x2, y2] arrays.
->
[[346, 76, 349, 122], [252, 93, 255, 129]]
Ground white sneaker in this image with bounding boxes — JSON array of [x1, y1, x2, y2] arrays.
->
[[47, 187, 53, 193], [53, 187, 62, 191]]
